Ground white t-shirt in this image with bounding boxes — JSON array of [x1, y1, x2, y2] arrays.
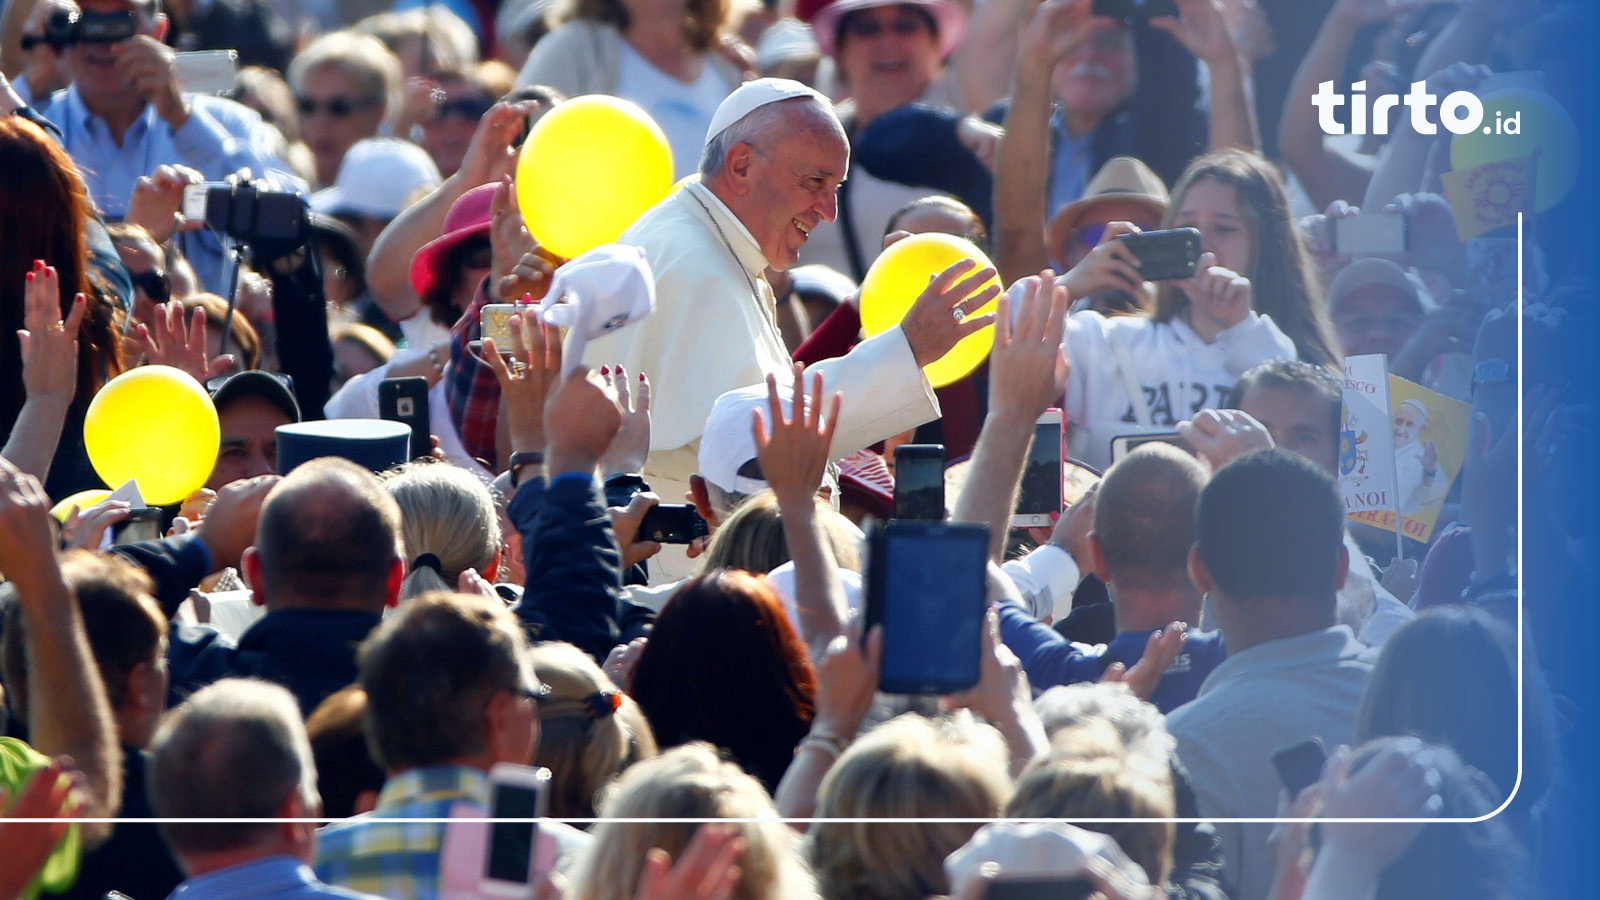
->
[[616, 44, 732, 180]]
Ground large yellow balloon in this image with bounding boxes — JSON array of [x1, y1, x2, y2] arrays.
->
[[49, 489, 112, 522], [515, 95, 673, 259], [1450, 89, 1580, 212], [859, 233, 1002, 388], [84, 366, 220, 506]]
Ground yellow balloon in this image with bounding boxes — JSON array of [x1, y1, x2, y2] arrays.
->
[[515, 95, 674, 259], [49, 489, 111, 522], [1450, 89, 1580, 212], [84, 366, 220, 506], [859, 233, 1002, 388]]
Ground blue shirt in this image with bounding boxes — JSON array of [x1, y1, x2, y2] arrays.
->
[[41, 85, 307, 293], [997, 600, 1228, 713], [1047, 109, 1095, 218], [168, 855, 383, 900]]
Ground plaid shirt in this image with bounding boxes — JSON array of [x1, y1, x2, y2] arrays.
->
[[313, 765, 490, 900], [446, 280, 503, 467]]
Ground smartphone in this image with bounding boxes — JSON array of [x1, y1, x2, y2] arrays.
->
[[1116, 227, 1202, 281], [378, 376, 431, 461], [111, 507, 163, 545], [1092, 0, 1178, 17], [180, 183, 308, 244], [864, 520, 990, 695], [480, 303, 523, 352], [1271, 737, 1327, 800], [481, 763, 551, 898], [1109, 431, 1188, 464], [893, 443, 946, 521], [1013, 410, 1063, 528], [637, 504, 710, 544], [1333, 213, 1408, 255], [984, 877, 1095, 900], [175, 49, 238, 94]]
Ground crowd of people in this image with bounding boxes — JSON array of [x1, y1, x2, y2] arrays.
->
[[0, 0, 1592, 896]]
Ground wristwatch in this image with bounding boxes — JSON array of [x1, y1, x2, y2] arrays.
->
[[508, 450, 545, 488]]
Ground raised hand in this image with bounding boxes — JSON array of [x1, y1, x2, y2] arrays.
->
[[633, 823, 747, 900], [18, 261, 85, 409], [900, 258, 1002, 369], [1057, 221, 1145, 297], [1178, 408, 1274, 472], [484, 308, 563, 455], [1151, 0, 1239, 66], [1177, 252, 1253, 334], [490, 177, 559, 303], [752, 365, 842, 508], [1102, 622, 1188, 700], [989, 271, 1071, 422], [125, 164, 205, 244], [598, 366, 651, 478], [133, 301, 235, 382]]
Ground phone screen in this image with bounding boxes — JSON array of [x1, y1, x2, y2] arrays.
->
[[894, 445, 945, 521], [873, 523, 988, 694], [485, 781, 541, 884], [1016, 422, 1063, 519]]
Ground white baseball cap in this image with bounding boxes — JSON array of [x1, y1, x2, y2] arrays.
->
[[535, 243, 656, 376], [944, 822, 1149, 897], [311, 138, 442, 220], [705, 77, 826, 144]]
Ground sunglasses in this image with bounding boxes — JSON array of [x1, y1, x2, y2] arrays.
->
[[206, 371, 296, 394], [130, 267, 170, 303], [296, 95, 379, 118], [432, 96, 494, 122], [841, 14, 928, 39], [460, 238, 493, 270]]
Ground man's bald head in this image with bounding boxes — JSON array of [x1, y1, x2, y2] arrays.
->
[[250, 458, 402, 611], [1093, 444, 1207, 590]]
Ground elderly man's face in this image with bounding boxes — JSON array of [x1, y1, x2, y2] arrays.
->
[[743, 110, 849, 271], [1333, 285, 1423, 358], [1393, 406, 1422, 447], [1051, 22, 1136, 126]]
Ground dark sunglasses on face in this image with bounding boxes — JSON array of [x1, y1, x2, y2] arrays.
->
[[296, 95, 378, 117], [432, 95, 494, 122], [841, 14, 928, 39], [131, 268, 170, 303], [460, 239, 494, 270], [205, 371, 296, 393]]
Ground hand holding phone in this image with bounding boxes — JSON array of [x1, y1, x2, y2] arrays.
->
[[378, 376, 431, 461], [864, 521, 989, 695], [1272, 737, 1327, 800], [1013, 411, 1063, 528], [1333, 213, 1409, 255], [637, 504, 709, 544], [1116, 227, 1202, 281]]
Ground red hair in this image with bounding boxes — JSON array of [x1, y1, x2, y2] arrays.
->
[[0, 115, 123, 432], [628, 569, 816, 791]]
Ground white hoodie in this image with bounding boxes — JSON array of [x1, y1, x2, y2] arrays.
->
[[1063, 309, 1296, 469]]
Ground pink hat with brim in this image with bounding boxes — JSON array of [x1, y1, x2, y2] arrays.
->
[[811, 0, 967, 60], [409, 183, 498, 298]]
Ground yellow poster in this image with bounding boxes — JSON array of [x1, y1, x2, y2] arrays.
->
[[1346, 375, 1470, 544]]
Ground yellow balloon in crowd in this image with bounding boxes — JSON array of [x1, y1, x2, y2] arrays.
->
[[49, 489, 112, 523], [515, 95, 674, 259], [1450, 88, 1580, 212], [859, 233, 1003, 388], [84, 366, 220, 506]]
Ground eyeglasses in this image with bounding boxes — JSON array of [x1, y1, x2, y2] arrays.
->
[[513, 683, 553, 705], [296, 95, 379, 118], [205, 371, 296, 394], [460, 238, 494, 270], [130, 267, 170, 303], [840, 14, 929, 39], [432, 95, 494, 122]]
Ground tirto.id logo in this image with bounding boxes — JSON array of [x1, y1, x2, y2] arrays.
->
[[1313, 80, 1521, 136]]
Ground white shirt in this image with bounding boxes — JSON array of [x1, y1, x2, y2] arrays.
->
[[615, 44, 734, 181]]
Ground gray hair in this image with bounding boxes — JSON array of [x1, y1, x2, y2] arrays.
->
[[1033, 683, 1176, 771], [147, 678, 318, 857], [698, 97, 832, 179], [286, 31, 403, 114], [382, 461, 503, 602]]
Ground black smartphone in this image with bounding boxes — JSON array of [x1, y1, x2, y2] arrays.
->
[[864, 520, 990, 695], [1117, 227, 1203, 281], [111, 507, 163, 545], [893, 443, 946, 521], [1013, 410, 1063, 528], [1092, 0, 1178, 18], [378, 376, 431, 461], [1272, 737, 1327, 799], [637, 504, 710, 544], [984, 877, 1095, 900]]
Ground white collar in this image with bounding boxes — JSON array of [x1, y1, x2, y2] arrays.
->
[[682, 180, 769, 282]]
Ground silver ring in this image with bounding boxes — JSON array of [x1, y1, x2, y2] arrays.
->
[[952, 308, 967, 324]]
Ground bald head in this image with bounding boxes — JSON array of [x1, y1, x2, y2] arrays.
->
[[251, 458, 402, 611], [1093, 444, 1207, 589]]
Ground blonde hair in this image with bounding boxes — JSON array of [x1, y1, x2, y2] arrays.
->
[[808, 715, 1012, 900], [567, 743, 817, 900], [702, 492, 862, 575], [382, 461, 502, 600], [527, 642, 658, 819], [287, 31, 403, 115], [1004, 752, 1175, 885]]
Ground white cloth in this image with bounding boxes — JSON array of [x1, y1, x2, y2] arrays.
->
[[616, 42, 738, 180], [1063, 310, 1296, 470], [1001, 543, 1082, 623], [1394, 440, 1448, 517], [589, 180, 939, 493]]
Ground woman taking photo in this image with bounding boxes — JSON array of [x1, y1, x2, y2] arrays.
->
[[1056, 148, 1338, 469]]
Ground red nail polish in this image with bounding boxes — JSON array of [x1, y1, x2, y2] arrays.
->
[[25, 272, 33, 283], [639, 373, 646, 382], [32, 259, 43, 270], [600, 366, 610, 376]]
